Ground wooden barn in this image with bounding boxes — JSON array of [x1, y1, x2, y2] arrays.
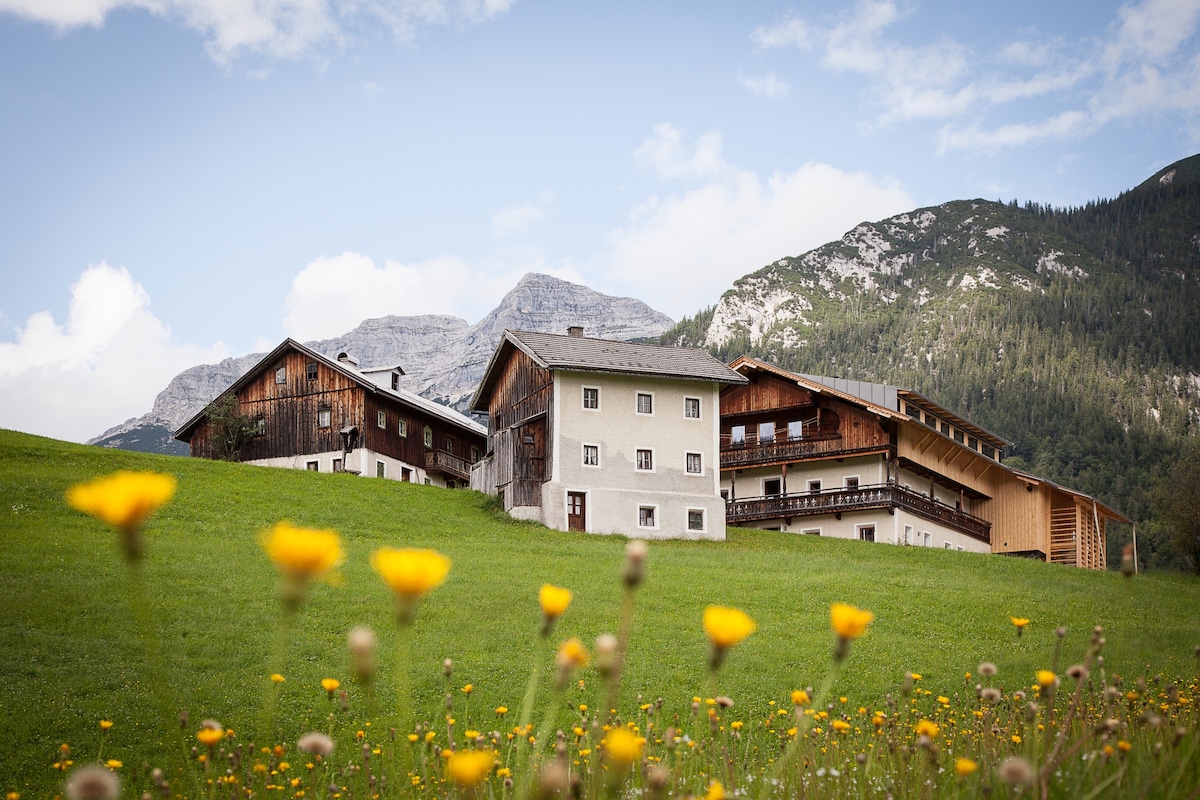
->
[[720, 357, 1127, 569], [175, 339, 486, 487], [469, 327, 747, 539]]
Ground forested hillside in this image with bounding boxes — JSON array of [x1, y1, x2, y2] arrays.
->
[[662, 155, 1200, 571]]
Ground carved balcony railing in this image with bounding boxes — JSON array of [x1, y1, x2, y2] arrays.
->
[[725, 483, 991, 543], [425, 450, 472, 481], [720, 433, 886, 469]]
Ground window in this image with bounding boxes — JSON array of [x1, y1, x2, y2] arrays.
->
[[636, 449, 654, 470], [953, 429, 964, 443], [982, 444, 996, 460], [968, 436, 979, 451], [758, 421, 775, 443], [923, 531, 933, 547], [730, 425, 745, 446], [638, 506, 656, 528], [583, 387, 600, 410], [398, 418, 407, 437], [925, 413, 938, 429], [636, 393, 653, 414], [859, 525, 876, 543], [401, 467, 412, 481], [391, 373, 400, 390], [306, 362, 318, 381], [764, 478, 782, 497], [944, 541, 954, 550], [684, 397, 701, 419], [845, 476, 859, 490], [333, 458, 342, 471], [686, 452, 702, 474], [583, 444, 600, 467], [904, 525, 914, 545], [377, 410, 386, 428], [808, 480, 822, 495], [788, 420, 803, 439], [802, 528, 822, 536], [445, 435, 455, 454], [254, 416, 266, 436], [940, 421, 951, 436], [424, 426, 433, 448], [376, 461, 385, 478], [687, 509, 705, 531], [306, 460, 318, 471], [275, 365, 286, 384], [318, 408, 331, 428], [906, 403, 921, 419], [471, 447, 481, 462]]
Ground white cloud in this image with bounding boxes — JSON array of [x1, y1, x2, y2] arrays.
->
[[0, 263, 227, 442], [740, 73, 790, 99], [491, 202, 544, 237], [596, 125, 914, 319], [634, 123, 730, 181], [753, 0, 1200, 151], [281, 251, 576, 340], [0, 0, 519, 62]]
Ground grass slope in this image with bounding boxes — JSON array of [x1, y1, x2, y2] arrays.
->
[[2, 429, 1198, 794]]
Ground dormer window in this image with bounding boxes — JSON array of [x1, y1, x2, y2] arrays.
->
[[391, 373, 399, 390]]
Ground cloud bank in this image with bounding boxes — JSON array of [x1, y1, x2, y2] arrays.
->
[[0, 263, 227, 442]]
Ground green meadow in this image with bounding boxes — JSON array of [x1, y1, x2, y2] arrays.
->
[[1, 428, 1197, 797]]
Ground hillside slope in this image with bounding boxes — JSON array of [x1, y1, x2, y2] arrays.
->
[[662, 155, 1200, 569]]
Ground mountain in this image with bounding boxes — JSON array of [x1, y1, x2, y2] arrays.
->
[[89, 273, 674, 451], [660, 154, 1200, 569]]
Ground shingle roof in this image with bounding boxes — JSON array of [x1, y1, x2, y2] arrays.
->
[[471, 330, 746, 411]]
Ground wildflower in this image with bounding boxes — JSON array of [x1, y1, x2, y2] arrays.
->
[[955, 757, 978, 777], [98, 720, 113, 731], [495, 706, 508, 715], [1067, 664, 1089, 681], [831, 720, 851, 734], [447, 749, 494, 787], [791, 689, 811, 706], [197, 727, 224, 747], [997, 756, 1034, 786], [1011, 617, 1030, 636], [831, 602, 873, 662], [539, 584, 573, 632], [371, 547, 451, 622], [556, 638, 590, 669], [604, 727, 643, 768], [978, 662, 997, 677], [297, 732, 334, 757], [914, 719, 940, 739], [321, 678, 340, 698], [64, 764, 121, 800], [66, 471, 176, 561], [103, 761, 121, 770], [703, 606, 756, 668], [270, 673, 286, 683], [706, 780, 726, 800], [1117, 740, 1132, 753], [462, 683, 473, 694]]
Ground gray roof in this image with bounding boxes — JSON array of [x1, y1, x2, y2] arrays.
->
[[471, 330, 746, 411], [800, 374, 899, 410]]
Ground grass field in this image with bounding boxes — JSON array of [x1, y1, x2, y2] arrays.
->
[[1, 428, 1198, 797]]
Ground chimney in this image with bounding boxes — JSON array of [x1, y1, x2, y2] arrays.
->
[[567, 326, 584, 338]]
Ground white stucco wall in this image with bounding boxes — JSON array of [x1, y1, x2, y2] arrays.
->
[[247, 449, 449, 487], [541, 372, 726, 540]]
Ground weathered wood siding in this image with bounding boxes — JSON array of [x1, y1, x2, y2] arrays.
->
[[720, 375, 885, 448], [485, 347, 554, 506]]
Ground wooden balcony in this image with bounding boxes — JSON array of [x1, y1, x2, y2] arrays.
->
[[725, 483, 991, 543], [720, 433, 888, 469], [425, 450, 472, 481]]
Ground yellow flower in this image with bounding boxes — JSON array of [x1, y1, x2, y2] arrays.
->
[[495, 706, 508, 715], [831, 720, 851, 733], [104, 760, 122, 769], [556, 637, 590, 669], [955, 757, 978, 776], [197, 728, 224, 747], [1036, 670, 1057, 688], [914, 719, 940, 739], [539, 584, 573, 619], [1117, 740, 1132, 753], [706, 780, 726, 800], [604, 728, 643, 767], [99, 720, 113, 731], [830, 603, 874, 640], [66, 471, 176, 560], [371, 547, 451, 598], [1011, 617, 1030, 635], [791, 690, 810, 706], [703, 606, 757, 649], [461, 683, 473, 694], [446, 749, 494, 787], [270, 674, 286, 683], [261, 522, 344, 581]]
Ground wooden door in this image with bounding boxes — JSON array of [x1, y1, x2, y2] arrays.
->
[[567, 492, 586, 531]]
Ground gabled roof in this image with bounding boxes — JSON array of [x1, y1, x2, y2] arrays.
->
[[1008, 469, 1131, 524], [175, 338, 485, 441], [471, 330, 747, 411]]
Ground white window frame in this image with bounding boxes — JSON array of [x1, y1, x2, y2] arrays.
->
[[318, 408, 331, 429], [637, 505, 658, 530], [376, 461, 386, 478], [787, 420, 803, 440], [763, 477, 782, 497], [686, 508, 705, 533], [857, 524, 876, 542], [684, 396, 701, 419], [923, 531, 933, 547], [423, 425, 433, 448], [730, 425, 745, 446], [636, 392, 654, 416], [377, 409, 387, 428], [903, 525, 914, 545], [582, 386, 601, 411], [808, 479, 822, 495], [635, 448, 655, 472], [758, 421, 776, 443], [801, 527, 822, 536], [582, 443, 600, 468], [398, 418, 407, 437], [306, 460, 319, 471], [844, 476, 860, 490], [685, 452, 703, 475]]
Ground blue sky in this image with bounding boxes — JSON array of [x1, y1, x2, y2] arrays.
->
[[2, 0, 1199, 442]]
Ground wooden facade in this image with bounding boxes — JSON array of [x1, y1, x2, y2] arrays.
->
[[176, 340, 486, 485], [476, 346, 555, 509], [720, 357, 1127, 568]]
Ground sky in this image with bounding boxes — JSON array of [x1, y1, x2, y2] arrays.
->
[[2, 0, 1199, 443]]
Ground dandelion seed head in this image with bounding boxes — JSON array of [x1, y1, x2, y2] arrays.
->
[[64, 764, 120, 800]]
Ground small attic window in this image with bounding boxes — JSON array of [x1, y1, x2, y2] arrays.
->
[[275, 365, 286, 384], [391, 373, 399, 390], [307, 362, 318, 381]]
